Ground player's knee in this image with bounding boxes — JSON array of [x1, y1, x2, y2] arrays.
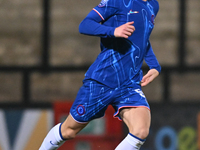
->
[[62, 128, 77, 140], [139, 128, 149, 139], [132, 127, 149, 139]]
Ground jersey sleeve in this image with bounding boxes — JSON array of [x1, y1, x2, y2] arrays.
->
[[144, 41, 161, 73], [79, 0, 118, 38]]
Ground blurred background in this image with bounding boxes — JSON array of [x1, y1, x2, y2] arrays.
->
[[0, 0, 199, 150]]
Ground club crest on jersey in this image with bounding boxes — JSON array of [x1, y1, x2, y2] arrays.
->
[[76, 105, 86, 116], [98, 0, 109, 7]]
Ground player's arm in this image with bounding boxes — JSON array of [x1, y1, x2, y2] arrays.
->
[[79, 13, 135, 38], [141, 0, 160, 87], [79, 9, 115, 38], [79, 1, 135, 38], [141, 41, 161, 87]]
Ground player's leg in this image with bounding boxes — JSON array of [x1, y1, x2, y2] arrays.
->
[[39, 79, 111, 150], [120, 107, 151, 139], [39, 114, 88, 150], [115, 107, 151, 150], [61, 113, 88, 139]]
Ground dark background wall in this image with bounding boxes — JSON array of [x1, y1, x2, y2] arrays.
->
[[0, 0, 199, 150]]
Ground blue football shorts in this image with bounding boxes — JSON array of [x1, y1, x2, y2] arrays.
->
[[70, 79, 150, 123]]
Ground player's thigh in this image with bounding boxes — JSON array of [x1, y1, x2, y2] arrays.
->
[[119, 107, 151, 138], [61, 114, 88, 139], [70, 79, 113, 123]]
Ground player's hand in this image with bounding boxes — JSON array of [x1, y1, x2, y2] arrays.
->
[[114, 21, 135, 38], [141, 69, 159, 87]]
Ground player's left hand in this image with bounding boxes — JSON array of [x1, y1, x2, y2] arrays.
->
[[141, 69, 159, 87]]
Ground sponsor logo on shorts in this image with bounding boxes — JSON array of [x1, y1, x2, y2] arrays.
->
[[76, 105, 85, 116]]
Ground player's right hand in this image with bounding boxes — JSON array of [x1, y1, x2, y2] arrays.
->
[[114, 21, 135, 39]]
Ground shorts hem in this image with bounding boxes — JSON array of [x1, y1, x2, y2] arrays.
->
[[70, 113, 89, 124], [113, 106, 150, 121]]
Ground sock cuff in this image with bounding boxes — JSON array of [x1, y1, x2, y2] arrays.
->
[[59, 123, 66, 140], [126, 133, 145, 148], [129, 133, 146, 142], [53, 123, 65, 142]]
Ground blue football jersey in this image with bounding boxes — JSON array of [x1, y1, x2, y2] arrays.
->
[[79, 0, 161, 88]]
